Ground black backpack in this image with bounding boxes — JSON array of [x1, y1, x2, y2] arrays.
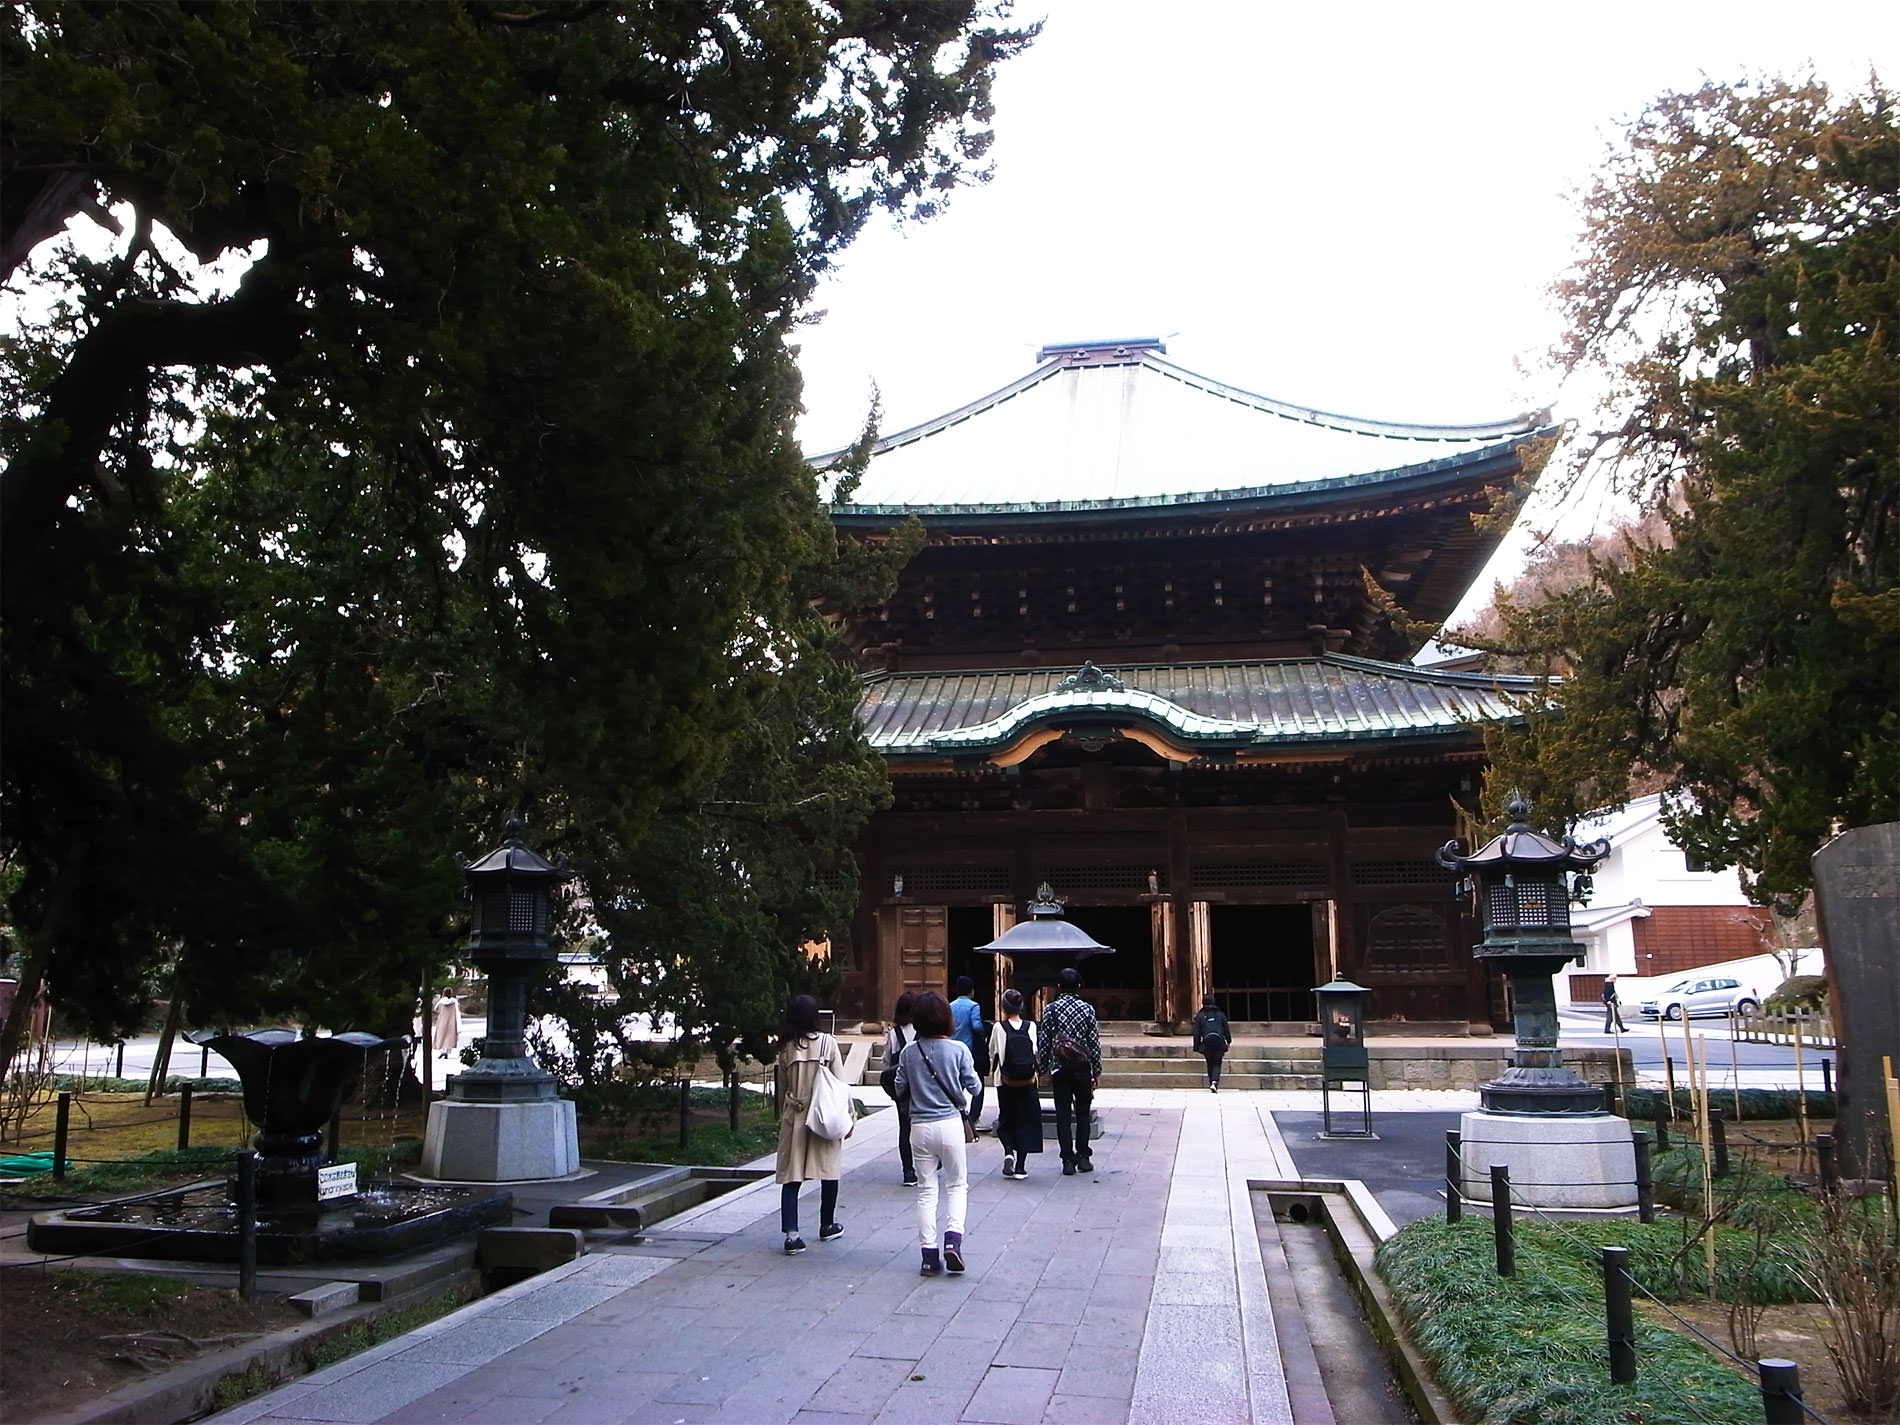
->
[[999, 1020, 1037, 1085]]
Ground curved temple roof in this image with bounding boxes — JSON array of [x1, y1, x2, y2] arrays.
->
[[861, 655, 1540, 762], [814, 338, 1553, 512]]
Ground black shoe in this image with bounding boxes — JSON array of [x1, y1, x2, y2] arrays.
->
[[819, 1221, 844, 1241], [944, 1245, 965, 1274], [919, 1255, 942, 1277], [1062, 1161, 1077, 1176], [902, 1171, 920, 1186], [1077, 1156, 1094, 1173], [783, 1235, 806, 1255]]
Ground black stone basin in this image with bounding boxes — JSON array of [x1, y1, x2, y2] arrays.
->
[[191, 1027, 409, 1206], [27, 1179, 512, 1265]]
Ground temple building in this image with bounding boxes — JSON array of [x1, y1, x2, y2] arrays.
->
[[817, 338, 1559, 1032]]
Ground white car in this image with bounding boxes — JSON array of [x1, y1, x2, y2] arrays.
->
[[1637, 976, 1759, 1021]]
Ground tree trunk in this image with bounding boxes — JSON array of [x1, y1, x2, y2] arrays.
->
[[145, 985, 184, 1106]]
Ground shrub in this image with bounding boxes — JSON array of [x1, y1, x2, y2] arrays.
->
[[1378, 1219, 1765, 1425]]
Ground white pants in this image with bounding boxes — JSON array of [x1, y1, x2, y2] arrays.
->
[[911, 1115, 968, 1250]]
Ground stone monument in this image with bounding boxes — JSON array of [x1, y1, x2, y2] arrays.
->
[[1812, 822, 1899, 1188]]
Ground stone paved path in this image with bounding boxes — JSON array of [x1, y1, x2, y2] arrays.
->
[[210, 1089, 1446, 1425]]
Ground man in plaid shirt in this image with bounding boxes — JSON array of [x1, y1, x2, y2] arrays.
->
[[1037, 967, 1101, 1175]]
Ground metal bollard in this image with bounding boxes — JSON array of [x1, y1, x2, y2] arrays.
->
[[200, 1043, 209, 1079], [1445, 1129, 1463, 1223], [53, 1091, 71, 1181], [1633, 1129, 1655, 1224], [1491, 1164, 1515, 1277], [678, 1077, 691, 1149], [177, 1082, 194, 1152], [114, 1042, 125, 1080], [1710, 1105, 1729, 1177], [236, 1152, 258, 1303], [1758, 1358, 1803, 1424], [1603, 1246, 1636, 1383], [1817, 1133, 1837, 1194]]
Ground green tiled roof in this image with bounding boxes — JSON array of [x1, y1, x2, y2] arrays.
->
[[860, 656, 1536, 759]]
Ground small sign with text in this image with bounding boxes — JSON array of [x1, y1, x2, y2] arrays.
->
[[317, 1162, 357, 1202]]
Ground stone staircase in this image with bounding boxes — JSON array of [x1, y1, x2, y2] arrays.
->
[[1100, 1038, 1323, 1091]]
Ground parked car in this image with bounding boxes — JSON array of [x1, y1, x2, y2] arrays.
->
[[1637, 976, 1760, 1021]]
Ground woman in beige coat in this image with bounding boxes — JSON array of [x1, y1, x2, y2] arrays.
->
[[774, 994, 845, 1255]]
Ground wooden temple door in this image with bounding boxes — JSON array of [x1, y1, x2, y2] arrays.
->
[[898, 905, 947, 1000]]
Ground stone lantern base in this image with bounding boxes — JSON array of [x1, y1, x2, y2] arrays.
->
[[1457, 1110, 1637, 1210], [420, 1097, 580, 1182]]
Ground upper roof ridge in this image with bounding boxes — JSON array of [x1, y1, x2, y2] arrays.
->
[[807, 340, 1548, 471]]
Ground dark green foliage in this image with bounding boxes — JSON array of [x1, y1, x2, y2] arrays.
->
[[1378, 1218, 1767, 1424], [0, 3, 1031, 1044], [1621, 1087, 1835, 1121], [1479, 78, 1899, 909]]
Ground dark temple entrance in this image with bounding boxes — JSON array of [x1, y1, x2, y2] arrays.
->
[[1057, 905, 1154, 1022], [947, 906, 997, 1009], [1210, 904, 1321, 1022]]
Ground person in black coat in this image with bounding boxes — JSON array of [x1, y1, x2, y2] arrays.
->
[[1192, 994, 1232, 1091]]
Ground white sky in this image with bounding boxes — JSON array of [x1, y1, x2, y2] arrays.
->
[[794, 0, 1895, 617]]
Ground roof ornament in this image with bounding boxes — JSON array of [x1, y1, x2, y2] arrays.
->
[[1058, 661, 1124, 693], [1027, 881, 1066, 916]]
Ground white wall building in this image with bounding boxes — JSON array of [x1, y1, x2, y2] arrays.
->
[[1562, 794, 1777, 1003]]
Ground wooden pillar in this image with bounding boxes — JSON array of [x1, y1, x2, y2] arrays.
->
[[990, 903, 1017, 1020], [1188, 900, 1213, 1009], [1150, 900, 1177, 1028]]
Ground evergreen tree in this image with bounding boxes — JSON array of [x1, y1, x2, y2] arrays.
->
[[0, 1, 1032, 1052], [1480, 77, 1898, 911]]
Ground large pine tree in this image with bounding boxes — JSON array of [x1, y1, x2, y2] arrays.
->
[[0, 2, 1031, 1050]]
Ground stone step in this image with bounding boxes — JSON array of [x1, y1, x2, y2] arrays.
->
[[1101, 1069, 1322, 1091]]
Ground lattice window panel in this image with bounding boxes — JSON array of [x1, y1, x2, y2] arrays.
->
[[1352, 860, 1456, 886], [1037, 865, 1168, 893], [906, 866, 1012, 895], [1193, 862, 1330, 890], [1362, 906, 1453, 972]]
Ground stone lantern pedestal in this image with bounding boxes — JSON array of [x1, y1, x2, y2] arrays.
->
[[1439, 799, 1636, 1210], [421, 821, 581, 1182]]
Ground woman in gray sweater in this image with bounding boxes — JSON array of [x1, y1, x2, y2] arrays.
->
[[892, 991, 982, 1276]]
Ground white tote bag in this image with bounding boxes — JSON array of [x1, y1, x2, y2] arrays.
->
[[804, 1061, 855, 1140]]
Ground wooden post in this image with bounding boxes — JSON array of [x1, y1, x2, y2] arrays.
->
[[145, 990, 184, 1106], [177, 1083, 194, 1152], [1490, 1164, 1514, 1277], [52, 1091, 70, 1180], [1653, 1100, 1670, 1152], [678, 1076, 691, 1150], [728, 1068, 740, 1133], [1817, 1132, 1838, 1195], [236, 1152, 257, 1303], [1603, 1246, 1636, 1383], [1445, 1130, 1462, 1223], [1758, 1358, 1803, 1423], [1633, 1129, 1655, 1224], [1710, 1105, 1729, 1177]]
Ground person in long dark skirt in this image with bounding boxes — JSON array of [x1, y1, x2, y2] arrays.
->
[[987, 988, 1043, 1177], [884, 992, 920, 1185], [1192, 993, 1231, 1092]]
